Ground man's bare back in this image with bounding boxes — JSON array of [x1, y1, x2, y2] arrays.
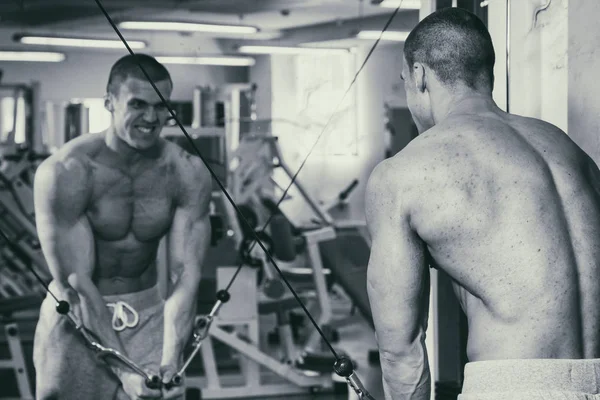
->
[[397, 110, 600, 362], [366, 8, 600, 399], [39, 131, 190, 296]]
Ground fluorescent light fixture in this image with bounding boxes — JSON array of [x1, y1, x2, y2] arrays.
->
[[357, 30, 410, 41], [377, 0, 422, 9], [155, 56, 255, 66], [119, 21, 258, 34], [0, 51, 65, 62], [16, 35, 146, 49], [238, 45, 350, 55]]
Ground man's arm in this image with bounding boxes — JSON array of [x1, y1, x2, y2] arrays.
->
[[365, 161, 431, 400], [161, 155, 212, 370], [34, 157, 130, 379]]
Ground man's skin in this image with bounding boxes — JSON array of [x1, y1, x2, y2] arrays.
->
[[34, 75, 212, 399], [365, 54, 600, 400]]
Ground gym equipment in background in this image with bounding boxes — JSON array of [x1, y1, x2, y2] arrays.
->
[[226, 131, 377, 371], [0, 83, 51, 299]]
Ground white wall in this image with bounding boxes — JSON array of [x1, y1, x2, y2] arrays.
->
[[486, 0, 600, 163], [568, 0, 600, 163], [488, 0, 568, 132]]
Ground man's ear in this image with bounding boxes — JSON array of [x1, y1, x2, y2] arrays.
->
[[413, 62, 427, 93], [104, 93, 114, 113]]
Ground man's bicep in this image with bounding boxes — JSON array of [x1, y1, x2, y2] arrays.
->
[[177, 155, 212, 215], [34, 159, 95, 280], [34, 159, 90, 224], [367, 221, 428, 342], [167, 161, 212, 280], [34, 161, 65, 226]]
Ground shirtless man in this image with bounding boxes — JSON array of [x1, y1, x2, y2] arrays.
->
[[365, 8, 600, 400], [32, 54, 212, 400]]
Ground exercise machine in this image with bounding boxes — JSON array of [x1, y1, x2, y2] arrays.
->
[[226, 131, 377, 369], [0, 82, 49, 400], [0, 295, 40, 400], [172, 187, 343, 399], [181, 266, 341, 399], [0, 83, 51, 299]]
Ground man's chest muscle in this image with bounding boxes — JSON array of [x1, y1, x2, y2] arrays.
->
[[86, 162, 177, 241]]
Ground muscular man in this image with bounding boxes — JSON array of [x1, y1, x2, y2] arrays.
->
[[365, 8, 600, 400], [33, 54, 212, 399]]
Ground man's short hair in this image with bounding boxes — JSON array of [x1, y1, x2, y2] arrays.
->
[[106, 54, 172, 96], [404, 7, 495, 90]]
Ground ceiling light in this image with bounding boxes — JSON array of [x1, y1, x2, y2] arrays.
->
[[238, 45, 351, 55], [119, 21, 258, 34], [0, 51, 65, 62], [16, 35, 146, 49], [155, 56, 255, 66], [357, 30, 410, 41], [377, 0, 422, 9]]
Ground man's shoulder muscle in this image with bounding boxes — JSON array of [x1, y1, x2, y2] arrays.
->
[[383, 137, 437, 191], [35, 154, 91, 218], [166, 143, 211, 203], [37, 148, 91, 189], [377, 126, 471, 214], [58, 132, 105, 159], [366, 158, 411, 225], [39, 132, 104, 183]]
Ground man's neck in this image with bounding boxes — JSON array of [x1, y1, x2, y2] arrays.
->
[[434, 90, 500, 125], [104, 126, 162, 165]]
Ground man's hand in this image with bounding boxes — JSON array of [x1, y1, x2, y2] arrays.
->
[[120, 371, 163, 400], [56, 283, 84, 327], [160, 365, 185, 399]]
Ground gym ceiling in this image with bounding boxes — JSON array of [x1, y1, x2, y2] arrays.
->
[[0, 0, 420, 56]]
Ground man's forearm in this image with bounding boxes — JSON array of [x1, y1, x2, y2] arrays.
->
[[57, 280, 130, 380], [382, 368, 430, 400], [79, 287, 131, 380], [380, 345, 431, 400], [161, 274, 199, 366]]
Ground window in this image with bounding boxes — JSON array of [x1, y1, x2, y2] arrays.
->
[[1, 94, 26, 144], [270, 51, 359, 226], [291, 52, 358, 156]]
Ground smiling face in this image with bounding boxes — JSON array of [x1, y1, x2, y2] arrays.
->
[[105, 77, 173, 150]]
